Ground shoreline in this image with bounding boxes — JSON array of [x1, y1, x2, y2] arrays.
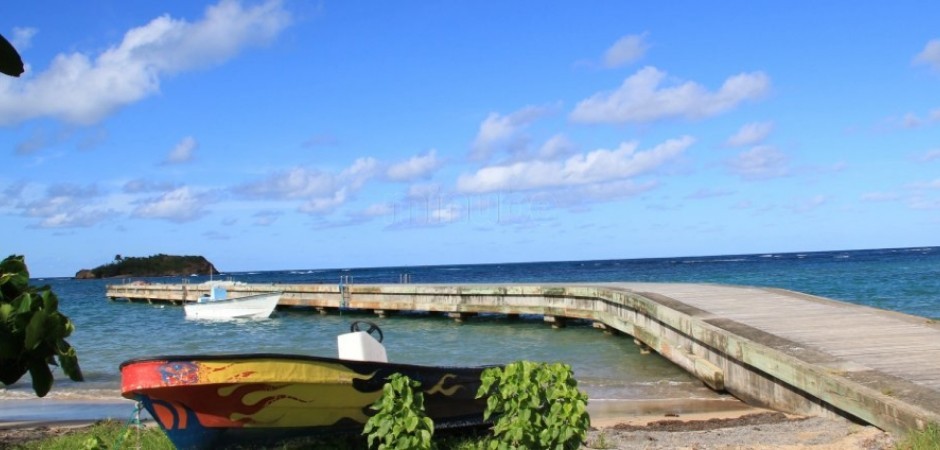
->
[[0, 397, 896, 449]]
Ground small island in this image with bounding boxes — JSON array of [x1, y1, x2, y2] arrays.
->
[[75, 254, 220, 279]]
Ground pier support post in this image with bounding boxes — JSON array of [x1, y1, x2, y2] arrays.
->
[[544, 315, 566, 329], [448, 312, 467, 323], [593, 321, 616, 335]]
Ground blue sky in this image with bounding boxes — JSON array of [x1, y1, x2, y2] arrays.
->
[[2, 1, 939, 277]]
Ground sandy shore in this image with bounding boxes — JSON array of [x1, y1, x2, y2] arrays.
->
[[0, 397, 897, 449]]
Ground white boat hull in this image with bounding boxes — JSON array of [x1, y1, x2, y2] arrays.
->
[[184, 292, 281, 320]]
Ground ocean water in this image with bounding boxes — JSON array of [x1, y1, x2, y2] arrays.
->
[[2, 247, 938, 414]]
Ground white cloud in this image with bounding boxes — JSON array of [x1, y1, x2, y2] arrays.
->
[[360, 203, 393, 217], [0, 0, 291, 126], [919, 148, 940, 162], [164, 136, 197, 164], [300, 188, 347, 213], [570, 66, 770, 124], [537, 134, 575, 160], [603, 33, 649, 68], [16, 183, 114, 228], [407, 183, 441, 199], [726, 145, 789, 180], [726, 121, 773, 147], [123, 179, 180, 193], [11, 27, 38, 49], [909, 178, 940, 190], [132, 186, 208, 222], [252, 210, 281, 226], [236, 157, 378, 214], [470, 106, 552, 161], [387, 149, 441, 181], [914, 39, 940, 71], [457, 136, 694, 193]]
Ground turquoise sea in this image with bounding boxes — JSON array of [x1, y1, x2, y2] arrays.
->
[[1, 246, 938, 422]]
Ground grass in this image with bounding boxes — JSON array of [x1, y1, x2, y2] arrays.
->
[[11, 421, 174, 450], [8, 421, 498, 450], [896, 423, 940, 450]]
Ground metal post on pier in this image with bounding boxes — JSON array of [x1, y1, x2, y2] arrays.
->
[[339, 275, 353, 310]]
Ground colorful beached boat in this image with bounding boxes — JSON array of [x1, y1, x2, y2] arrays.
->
[[120, 323, 493, 449]]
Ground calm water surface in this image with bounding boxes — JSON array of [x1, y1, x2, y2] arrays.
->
[[2, 247, 938, 410]]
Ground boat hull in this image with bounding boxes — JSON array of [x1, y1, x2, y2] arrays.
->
[[120, 354, 492, 449], [183, 292, 280, 320]]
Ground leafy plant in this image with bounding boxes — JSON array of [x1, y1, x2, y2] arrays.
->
[[477, 361, 590, 450], [0, 255, 83, 396], [363, 372, 435, 450]]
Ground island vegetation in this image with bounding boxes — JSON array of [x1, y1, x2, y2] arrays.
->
[[74, 254, 220, 279]]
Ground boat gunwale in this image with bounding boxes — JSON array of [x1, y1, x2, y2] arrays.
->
[[119, 352, 501, 373]]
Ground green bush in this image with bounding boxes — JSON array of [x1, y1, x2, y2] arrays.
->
[[476, 361, 590, 450], [363, 373, 434, 450], [0, 255, 82, 396]]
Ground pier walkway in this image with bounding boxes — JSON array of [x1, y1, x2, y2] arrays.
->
[[106, 281, 940, 435]]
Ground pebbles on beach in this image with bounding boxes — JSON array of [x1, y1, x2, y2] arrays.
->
[[586, 412, 895, 450]]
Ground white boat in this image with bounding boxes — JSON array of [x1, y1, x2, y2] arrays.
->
[[184, 285, 281, 319]]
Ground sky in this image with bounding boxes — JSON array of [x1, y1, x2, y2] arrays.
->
[[2, 1, 939, 277]]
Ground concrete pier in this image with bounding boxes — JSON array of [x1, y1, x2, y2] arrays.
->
[[106, 281, 940, 435]]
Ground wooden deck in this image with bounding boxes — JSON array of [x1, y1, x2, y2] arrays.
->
[[106, 281, 940, 435]]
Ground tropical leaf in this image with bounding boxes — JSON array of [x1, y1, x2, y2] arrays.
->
[[0, 255, 82, 396]]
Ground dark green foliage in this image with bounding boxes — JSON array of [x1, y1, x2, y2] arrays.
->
[[0, 255, 83, 397], [476, 361, 590, 450], [364, 373, 435, 450], [86, 254, 218, 278]]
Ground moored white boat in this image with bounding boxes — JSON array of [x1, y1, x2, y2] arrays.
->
[[183, 287, 281, 320]]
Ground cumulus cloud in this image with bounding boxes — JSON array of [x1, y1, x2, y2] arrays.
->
[[123, 179, 180, 193], [726, 121, 773, 147], [164, 136, 197, 164], [457, 136, 694, 193], [386, 149, 441, 181], [15, 182, 114, 228], [726, 145, 789, 180], [470, 106, 553, 161], [0, 0, 291, 126], [537, 134, 575, 160], [914, 39, 940, 71], [132, 186, 208, 222], [359, 203, 394, 217], [11, 27, 38, 49], [603, 33, 649, 68], [570, 66, 770, 124], [235, 157, 378, 214]]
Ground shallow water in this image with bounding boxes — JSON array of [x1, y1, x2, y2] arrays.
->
[[3, 246, 938, 419]]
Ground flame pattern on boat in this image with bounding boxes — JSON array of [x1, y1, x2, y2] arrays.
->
[[121, 353, 491, 448]]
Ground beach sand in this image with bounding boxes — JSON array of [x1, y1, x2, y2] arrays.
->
[[0, 397, 896, 449]]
